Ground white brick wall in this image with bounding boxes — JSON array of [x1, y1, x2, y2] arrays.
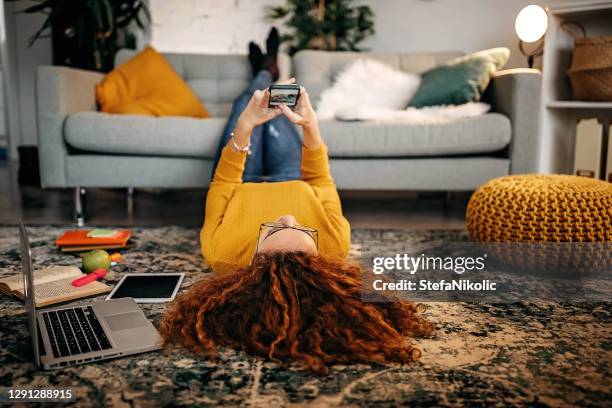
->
[[149, 0, 568, 68], [150, 0, 285, 54]]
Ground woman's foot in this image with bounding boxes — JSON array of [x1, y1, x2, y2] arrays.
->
[[263, 27, 280, 81], [266, 27, 280, 56], [248, 42, 264, 76], [248, 28, 280, 80]]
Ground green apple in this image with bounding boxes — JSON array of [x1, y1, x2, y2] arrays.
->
[[82, 249, 111, 273]]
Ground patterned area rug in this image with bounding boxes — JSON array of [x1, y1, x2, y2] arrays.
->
[[0, 226, 609, 407]]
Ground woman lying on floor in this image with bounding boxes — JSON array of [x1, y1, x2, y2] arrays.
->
[[160, 29, 432, 374]]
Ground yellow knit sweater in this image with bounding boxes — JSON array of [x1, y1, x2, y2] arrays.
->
[[200, 144, 351, 273]]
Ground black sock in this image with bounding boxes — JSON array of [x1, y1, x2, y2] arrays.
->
[[266, 27, 280, 56], [263, 27, 280, 81], [248, 42, 264, 76]]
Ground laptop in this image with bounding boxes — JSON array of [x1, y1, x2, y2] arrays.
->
[[19, 222, 162, 370]]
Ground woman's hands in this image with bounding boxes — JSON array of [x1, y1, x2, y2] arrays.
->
[[232, 79, 293, 149], [235, 78, 299, 134], [233, 78, 323, 151]]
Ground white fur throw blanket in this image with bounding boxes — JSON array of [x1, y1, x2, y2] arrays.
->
[[315, 59, 490, 123]]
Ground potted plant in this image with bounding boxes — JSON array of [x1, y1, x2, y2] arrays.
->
[[265, 0, 375, 55], [8, 0, 150, 72]]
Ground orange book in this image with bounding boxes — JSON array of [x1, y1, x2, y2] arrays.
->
[[56, 229, 132, 247], [60, 244, 132, 253]]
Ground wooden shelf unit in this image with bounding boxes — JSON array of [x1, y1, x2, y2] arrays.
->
[[538, 1, 612, 174]]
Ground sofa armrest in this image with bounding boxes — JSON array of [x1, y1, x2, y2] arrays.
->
[[36, 66, 103, 187], [484, 68, 541, 174]]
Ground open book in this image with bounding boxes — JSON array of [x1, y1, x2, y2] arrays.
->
[[0, 266, 111, 308]]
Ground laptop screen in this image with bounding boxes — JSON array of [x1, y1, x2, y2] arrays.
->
[[19, 222, 41, 367]]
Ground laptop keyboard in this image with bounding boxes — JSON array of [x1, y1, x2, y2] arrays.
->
[[42, 306, 112, 358]]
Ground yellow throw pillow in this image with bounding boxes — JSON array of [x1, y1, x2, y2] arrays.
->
[[95, 46, 209, 118]]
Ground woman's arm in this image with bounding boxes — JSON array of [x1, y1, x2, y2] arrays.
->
[[230, 89, 280, 151], [279, 88, 331, 182]]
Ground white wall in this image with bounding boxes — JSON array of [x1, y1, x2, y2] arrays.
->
[[150, 0, 565, 68], [363, 0, 564, 69], [150, 0, 285, 54]]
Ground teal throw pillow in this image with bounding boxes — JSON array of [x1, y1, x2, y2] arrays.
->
[[408, 47, 510, 108]]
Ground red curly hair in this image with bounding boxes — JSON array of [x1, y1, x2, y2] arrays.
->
[[160, 252, 433, 374]]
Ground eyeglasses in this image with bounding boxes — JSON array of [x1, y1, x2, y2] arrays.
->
[[253, 222, 319, 257]]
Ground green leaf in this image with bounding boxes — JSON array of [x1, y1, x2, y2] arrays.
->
[[280, 33, 294, 43], [139, 1, 151, 22], [26, 14, 51, 46], [18, 2, 51, 14], [264, 5, 290, 20], [100, 0, 115, 33]]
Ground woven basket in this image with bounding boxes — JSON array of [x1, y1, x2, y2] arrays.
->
[[568, 35, 612, 101]]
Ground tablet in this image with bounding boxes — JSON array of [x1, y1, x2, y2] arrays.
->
[[106, 273, 185, 303]]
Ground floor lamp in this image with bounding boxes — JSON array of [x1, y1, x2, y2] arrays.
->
[[515, 5, 549, 68]]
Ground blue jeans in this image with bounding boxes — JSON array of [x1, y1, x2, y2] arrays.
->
[[212, 71, 302, 182]]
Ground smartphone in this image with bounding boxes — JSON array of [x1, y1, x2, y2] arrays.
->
[[268, 84, 301, 108]]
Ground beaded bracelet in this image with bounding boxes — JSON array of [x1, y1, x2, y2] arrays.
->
[[230, 131, 252, 155]]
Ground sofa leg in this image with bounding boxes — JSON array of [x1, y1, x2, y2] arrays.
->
[[127, 187, 134, 220], [443, 191, 452, 215], [75, 187, 86, 227]]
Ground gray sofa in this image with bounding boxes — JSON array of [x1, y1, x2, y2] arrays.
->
[[36, 49, 541, 224]]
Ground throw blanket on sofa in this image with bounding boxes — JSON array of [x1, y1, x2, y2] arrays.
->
[[315, 59, 490, 123], [333, 102, 490, 123]]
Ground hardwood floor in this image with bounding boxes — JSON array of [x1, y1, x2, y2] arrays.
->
[[0, 159, 469, 229]]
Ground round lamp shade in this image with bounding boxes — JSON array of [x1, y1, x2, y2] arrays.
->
[[515, 5, 548, 43]]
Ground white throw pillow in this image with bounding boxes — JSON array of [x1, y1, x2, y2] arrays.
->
[[316, 59, 421, 120]]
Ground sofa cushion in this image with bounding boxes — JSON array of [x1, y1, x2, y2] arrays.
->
[[408, 48, 510, 108], [65, 112, 225, 159], [96, 47, 209, 118], [65, 112, 511, 160], [319, 113, 511, 157]]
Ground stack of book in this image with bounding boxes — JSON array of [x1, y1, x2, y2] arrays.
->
[[56, 229, 132, 253]]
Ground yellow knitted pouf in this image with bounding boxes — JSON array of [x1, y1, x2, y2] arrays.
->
[[467, 175, 612, 242]]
